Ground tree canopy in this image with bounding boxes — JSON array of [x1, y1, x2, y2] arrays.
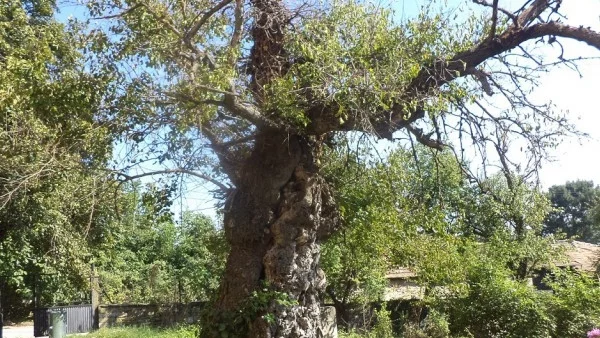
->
[[0, 0, 116, 319], [544, 180, 600, 243]]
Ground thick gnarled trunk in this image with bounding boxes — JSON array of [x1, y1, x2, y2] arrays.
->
[[202, 0, 339, 334], [207, 132, 337, 337]]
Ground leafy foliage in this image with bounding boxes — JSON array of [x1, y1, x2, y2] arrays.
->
[[544, 180, 600, 243], [439, 255, 554, 338], [200, 282, 298, 338], [322, 145, 467, 310], [322, 142, 584, 336], [95, 184, 227, 304], [2, 0, 600, 335], [545, 270, 600, 338], [0, 0, 115, 320], [270, 2, 483, 128]]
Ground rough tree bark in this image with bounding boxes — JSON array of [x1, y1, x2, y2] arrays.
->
[[212, 131, 338, 337]]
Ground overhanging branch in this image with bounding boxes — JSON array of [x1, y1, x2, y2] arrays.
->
[[185, 0, 233, 42], [406, 125, 445, 150], [375, 4, 600, 139], [115, 168, 229, 192]]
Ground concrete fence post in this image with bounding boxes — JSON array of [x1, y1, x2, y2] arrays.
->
[[90, 264, 100, 330]]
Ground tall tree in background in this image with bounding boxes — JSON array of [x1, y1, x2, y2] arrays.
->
[[0, 0, 115, 320], [544, 180, 600, 243], [83, 0, 600, 335], [95, 184, 228, 304]]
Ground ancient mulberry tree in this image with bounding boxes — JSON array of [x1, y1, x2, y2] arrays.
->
[[85, 0, 600, 336]]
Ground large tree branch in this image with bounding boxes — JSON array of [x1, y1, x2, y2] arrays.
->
[[115, 168, 229, 191], [418, 23, 599, 92], [185, 0, 233, 42], [375, 21, 600, 138], [164, 88, 281, 131], [517, 0, 556, 27], [223, 94, 283, 130], [490, 0, 499, 37], [228, 0, 244, 66]]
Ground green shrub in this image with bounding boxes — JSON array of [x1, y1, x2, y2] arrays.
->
[[440, 264, 553, 338], [338, 307, 395, 338], [339, 330, 370, 338], [401, 310, 450, 338], [544, 271, 600, 338], [371, 307, 394, 338]]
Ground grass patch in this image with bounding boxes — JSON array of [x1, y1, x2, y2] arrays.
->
[[75, 325, 199, 338]]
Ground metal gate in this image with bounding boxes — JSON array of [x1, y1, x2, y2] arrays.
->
[[33, 304, 92, 337]]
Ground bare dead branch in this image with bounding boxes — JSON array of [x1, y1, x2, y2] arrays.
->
[[92, 3, 141, 20], [472, 0, 518, 25], [406, 125, 445, 150], [466, 68, 493, 95]]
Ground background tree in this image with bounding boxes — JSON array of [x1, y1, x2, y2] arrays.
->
[[543, 180, 600, 243], [80, 0, 600, 335], [322, 146, 597, 338], [321, 144, 467, 328], [0, 0, 228, 322], [170, 211, 228, 303], [0, 0, 115, 321], [95, 183, 227, 304]]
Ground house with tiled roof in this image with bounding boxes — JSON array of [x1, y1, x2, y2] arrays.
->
[[554, 240, 600, 272]]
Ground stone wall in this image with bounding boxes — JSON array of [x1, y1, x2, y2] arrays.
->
[[98, 302, 204, 328]]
